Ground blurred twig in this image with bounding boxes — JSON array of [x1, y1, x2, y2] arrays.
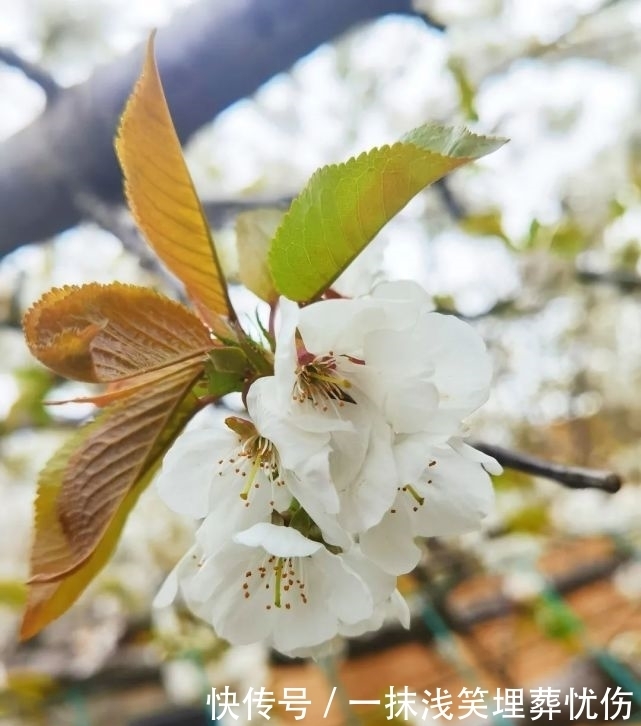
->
[[434, 298, 522, 321], [484, 0, 632, 78], [72, 192, 186, 301], [576, 266, 641, 292], [415, 7, 447, 33], [435, 178, 466, 220], [73, 193, 296, 299], [201, 195, 293, 227], [0, 46, 60, 102], [472, 441, 623, 493]]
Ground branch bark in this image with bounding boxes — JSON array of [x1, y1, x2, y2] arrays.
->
[[472, 441, 623, 493], [0, 0, 415, 257], [0, 47, 60, 102], [577, 266, 641, 292]]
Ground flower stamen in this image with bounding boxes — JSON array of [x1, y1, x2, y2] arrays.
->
[[294, 353, 357, 409], [221, 417, 286, 505], [274, 557, 284, 608], [241, 550, 310, 611]]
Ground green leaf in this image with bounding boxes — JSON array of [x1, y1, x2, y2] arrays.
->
[[237, 332, 274, 377], [208, 346, 248, 374], [236, 209, 283, 303], [0, 580, 27, 609], [2, 367, 55, 432], [523, 219, 587, 258], [205, 347, 249, 396], [448, 57, 479, 121], [505, 504, 550, 534], [549, 221, 586, 258], [461, 210, 509, 243], [534, 591, 584, 642], [269, 123, 506, 301]]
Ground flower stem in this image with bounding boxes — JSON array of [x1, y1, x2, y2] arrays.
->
[[317, 652, 362, 726]]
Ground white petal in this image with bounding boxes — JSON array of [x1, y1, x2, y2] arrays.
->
[[341, 547, 398, 605], [452, 438, 503, 476], [315, 549, 373, 625], [154, 545, 202, 608], [272, 600, 337, 654], [195, 487, 272, 557], [362, 327, 430, 379], [389, 589, 411, 629], [296, 297, 384, 355], [248, 376, 333, 468], [409, 446, 495, 537], [271, 560, 339, 653], [360, 507, 422, 575], [234, 523, 322, 557], [304, 507, 353, 550], [208, 549, 274, 645], [153, 567, 179, 608], [339, 588, 410, 639], [332, 415, 398, 532], [191, 544, 275, 639], [333, 236, 386, 298], [385, 379, 441, 434], [273, 297, 300, 394], [415, 313, 492, 416], [188, 544, 248, 604], [371, 279, 433, 316], [155, 428, 235, 517], [285, 638, 343, 660], [285, 451, 340, 517]]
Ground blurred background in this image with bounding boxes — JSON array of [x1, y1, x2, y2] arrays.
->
[[1, 0, 641, 723]]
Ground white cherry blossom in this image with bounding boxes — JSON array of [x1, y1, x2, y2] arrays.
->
[[183, 523, 379, 656], [155, 376, 350, 552], [246, 279, 495, 537], [286, 280, 493, 438], [154, 277, 499, 656], [360, 437, 498, 574]]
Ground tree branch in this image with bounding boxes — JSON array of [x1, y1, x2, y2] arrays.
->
[[435, 178, 466, 220], [73, 191, 185, 299], [0, 46, 60, 102], [472, 441, 623, 493], [201, 195, 293, 228], [0, 0, 415, 258], [576, 266, 641, 292]]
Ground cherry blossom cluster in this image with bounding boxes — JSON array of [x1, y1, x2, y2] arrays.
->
[[154, 280, 500, 656]]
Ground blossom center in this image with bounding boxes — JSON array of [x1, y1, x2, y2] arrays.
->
[[294, 351, 356, 411], [221, 418, 286, 504], [241, 552, 309, 610], [390, 458, 436, 514]]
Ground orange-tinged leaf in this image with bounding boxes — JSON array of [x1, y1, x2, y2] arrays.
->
[[23, 283, 212, 383], [115, 34, 234, 333], [21, 477, 142, 640], [45, 359, 204, 407], [26, 364, 203, 587], [20, 369, 199, 639]]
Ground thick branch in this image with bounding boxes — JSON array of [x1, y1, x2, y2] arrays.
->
[[473, 441, 622, 493], [0, 0, 414, 257]]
